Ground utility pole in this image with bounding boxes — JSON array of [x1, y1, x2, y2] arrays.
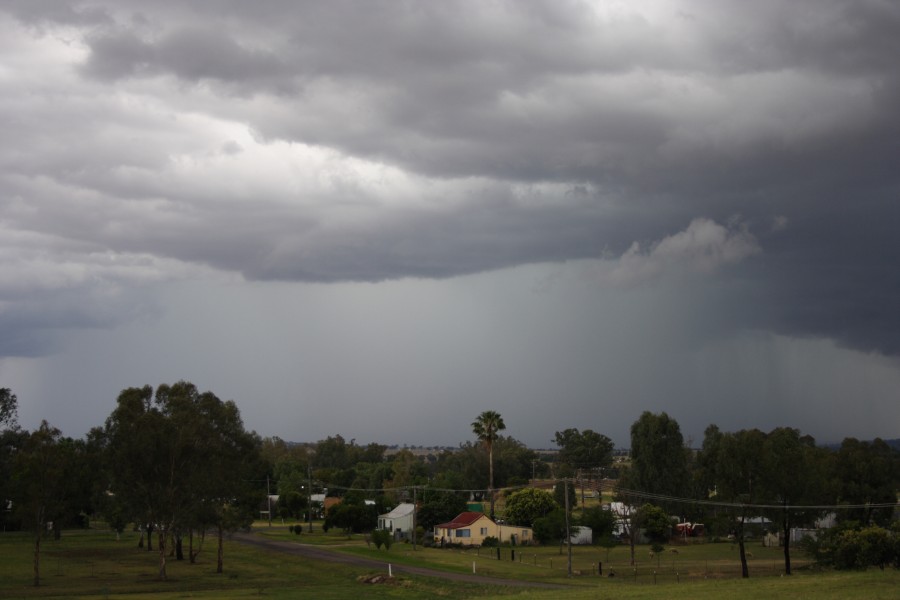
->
[[564, 478, 572, 576], [412, 486, 417, 551], [307, 463, 313, 533], [267, 475, 272, 527]]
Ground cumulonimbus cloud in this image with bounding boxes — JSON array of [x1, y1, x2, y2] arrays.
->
[[605, 218, 761, 287]]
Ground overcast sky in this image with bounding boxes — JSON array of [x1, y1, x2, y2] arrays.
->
[[1, 1, 898, 448]]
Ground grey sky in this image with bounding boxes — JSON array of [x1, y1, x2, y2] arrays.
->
[[1, 1, 897, 447]]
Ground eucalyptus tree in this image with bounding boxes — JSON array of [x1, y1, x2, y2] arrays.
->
[[833, 437, 899, 527], [105, 384, 188, 578], [0, 387, 17, 428], [471, 410, 506, 518], [0, 388, 22, 531], [188, 390, 263, 573], [11, 421, 68, 587], [553, 428, 613, 508], [763, 427, 830, 575], [627, 412, 690, 510], [104, 382, 262, 579], [712, 428, 767, 578]]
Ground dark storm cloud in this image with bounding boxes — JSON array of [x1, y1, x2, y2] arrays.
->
[[1, 0, 900, 360], [82, 27, 293, 94]]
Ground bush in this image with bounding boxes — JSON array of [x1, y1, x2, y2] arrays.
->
[[802, 524, 899, 570], [481, 536, 499, 548], [371, 529, 394, 551]]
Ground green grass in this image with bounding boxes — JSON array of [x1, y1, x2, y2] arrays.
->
[[1, 526, 897, 599], [262, 523, 808, 585], [0, 527, 515, 599]]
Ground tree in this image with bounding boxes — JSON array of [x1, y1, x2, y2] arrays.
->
[[492, 436, 539, 487], [833, 438, 899, 527], [503, 488, 558, 526], [188, 392, 263, 574], [104, 382, 262, 579], [0, 410, 26, 532], [627, 412, 689, 511], [634, 503, 672, 544], [471, 410, 506, 519], [325, 499, 377, 534], [11, 421, 68, 586], [0, 388, 17, 428], [762, 427, 830, 575], [384, 449, 428, 501], [553, 428, 613, 507], [533, 509, 568, 545], [579, 506, 616, 544], [417, 489, 467, 531], [278, 491, 308, 519], [712, 428, 767, 578], [554, 480, 577, 513]]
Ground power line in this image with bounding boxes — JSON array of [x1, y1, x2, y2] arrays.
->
[[307, 479, 898, 513]]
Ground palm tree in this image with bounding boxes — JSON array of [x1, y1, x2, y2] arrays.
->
[[471, 410, 506, 519]]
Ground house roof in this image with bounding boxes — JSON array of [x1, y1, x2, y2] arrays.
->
[[435, 511, 491, 530], [379, 503, 415, 519]]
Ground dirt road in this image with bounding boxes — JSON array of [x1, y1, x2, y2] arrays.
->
[[233, 532, 566, 589]]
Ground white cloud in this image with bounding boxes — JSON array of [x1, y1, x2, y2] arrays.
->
[[605, 218, 761, 287]]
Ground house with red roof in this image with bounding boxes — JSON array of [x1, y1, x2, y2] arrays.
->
[[434, 511, 532, 546]]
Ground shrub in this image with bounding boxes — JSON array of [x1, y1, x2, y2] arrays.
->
[[371, 529, 394, 551], [481, 536, 499, 548], [803, 524, 899, 570]]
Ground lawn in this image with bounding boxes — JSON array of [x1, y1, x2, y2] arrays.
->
[[259, 522, 809, 585], [0, 525, 897, 600]]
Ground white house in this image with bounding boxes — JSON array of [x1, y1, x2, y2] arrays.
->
[[378, 503, 416, 539]]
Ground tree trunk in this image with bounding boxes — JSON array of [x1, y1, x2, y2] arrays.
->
[[189, 529, 195, 564], [782, 510, 792, 575], [217, 524, 224, 574], [737, 518, 749, 578], [33, 530, 41, 587], [175, 532, 184, 561], [192, 529, 206, 563], [157, 528, 167, 580], [629, 531, 635, 566]]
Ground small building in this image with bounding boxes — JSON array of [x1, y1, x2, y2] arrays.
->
[[434, 512, 532, 546], [378, 503, 416, 539], [569, 526, 592, 545]]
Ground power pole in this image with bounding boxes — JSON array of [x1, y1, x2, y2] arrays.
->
[[307, 463, 313, 533], [564, 478, 572, 576], [267, 475, 272, 527]]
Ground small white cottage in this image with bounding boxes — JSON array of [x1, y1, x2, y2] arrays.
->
[[378, 503, 416, 539]]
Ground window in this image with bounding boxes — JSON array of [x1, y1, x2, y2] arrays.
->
[[456, 529, 471, 538], [480, 527, 487, 535]]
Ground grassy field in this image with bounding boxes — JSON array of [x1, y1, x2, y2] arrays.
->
[[259, 522, 807, 583], [0, 524, 897, 599]]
